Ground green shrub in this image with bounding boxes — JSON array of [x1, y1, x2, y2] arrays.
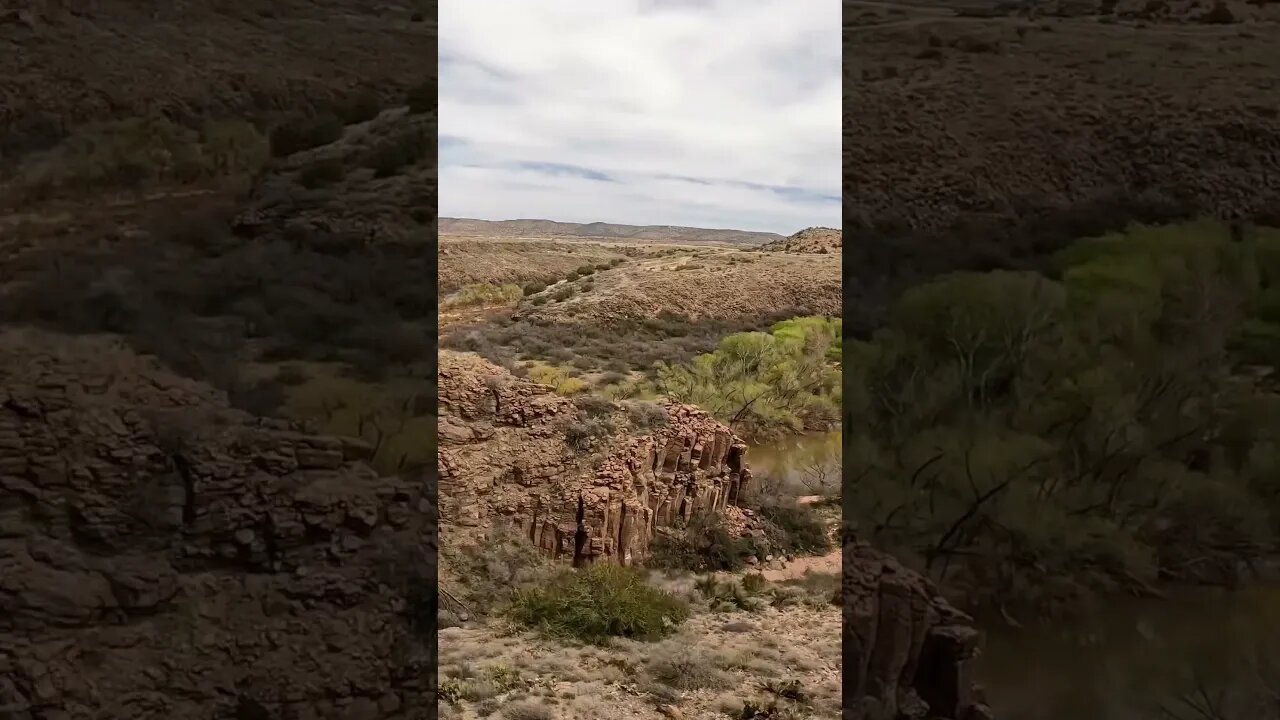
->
[[269, 113, 344, 157], [649, 514, 754, 572], [333, 90, 383, 125], [15, 116, 269, 197], [563, 416, 615, 450], [573, 394, 616, 417], [367, 129, 429, 177], [624, 400, 669, 429], [522, 281, 547, 296], [439, 664, 525, 703], [440, 529, 556, 615], [528, 365, 587, 395], [298, 157, 346, 189], [199, 119, 270, 178], [508, 564, 689, 643], [756, 503, 831, 555], [406, 81, 434, 114]]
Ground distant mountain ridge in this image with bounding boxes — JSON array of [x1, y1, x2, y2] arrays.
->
[[439, 217, 786, 246]]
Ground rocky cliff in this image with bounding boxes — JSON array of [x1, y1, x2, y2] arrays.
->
[[844, 539, 994, 720], [0, 328, 436, 720], [437, 350, 754, 565]]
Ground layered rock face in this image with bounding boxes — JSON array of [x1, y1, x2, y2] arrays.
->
[[437, 350, 753, 565], [0, 329, 436, 720], [844, 540, 994, 720]]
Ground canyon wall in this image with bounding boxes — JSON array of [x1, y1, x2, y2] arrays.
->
[[844, 539, 994, 720], [0, 328, 436, 720], [437, 350, 754, 565]]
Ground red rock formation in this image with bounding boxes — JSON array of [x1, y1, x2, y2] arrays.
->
[[437, 350, 754, 565], [0, 329, 436, 719], [844, 540, 994, 720]]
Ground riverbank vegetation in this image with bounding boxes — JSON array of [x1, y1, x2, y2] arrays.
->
[[846, 221, 1280, 618], [656, 316, 841, 440]]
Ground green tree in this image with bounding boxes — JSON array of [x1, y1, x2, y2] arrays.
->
[[656, 316, 839, 438], [844, 221, 1280, 616]]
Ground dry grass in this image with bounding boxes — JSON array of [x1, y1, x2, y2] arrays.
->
[[0, 0, 428, 161], [849, 0, 1280, 304], [437, 569, 841, 720], [519, 250, 840, 328], [438, 237, 629, 295]]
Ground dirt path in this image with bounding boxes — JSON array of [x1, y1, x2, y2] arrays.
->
[[759, 549, 841, 582]]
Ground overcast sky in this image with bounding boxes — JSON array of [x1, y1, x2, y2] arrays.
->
[[438, 0, 840, 235]]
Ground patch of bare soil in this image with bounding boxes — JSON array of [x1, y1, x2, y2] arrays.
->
[[849, 0, 1280, 300], [759, 550, 842, 582]]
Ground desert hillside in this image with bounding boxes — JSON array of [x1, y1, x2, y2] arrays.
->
[[0, 0, 430, 162], [847, 0, 1280, 326]]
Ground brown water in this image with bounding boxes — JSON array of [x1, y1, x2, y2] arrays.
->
[[749, 430, 841, 496], [978, 585, 1280, 719], [752, 430, 1280, 719]]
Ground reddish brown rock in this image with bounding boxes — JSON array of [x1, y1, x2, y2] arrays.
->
[[437, 350, 754, 564], [0, 328, 436, 720], [843, 539, 991, 720]]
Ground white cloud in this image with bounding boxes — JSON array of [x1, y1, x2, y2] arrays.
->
[[438, 0, 840, 234]]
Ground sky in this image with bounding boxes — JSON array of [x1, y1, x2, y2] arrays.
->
[[438, 0, 841, 235]]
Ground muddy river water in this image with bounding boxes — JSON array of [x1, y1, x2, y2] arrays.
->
[[753, 431, 1280, 718], [748, 430, 842, 496], [979, 584, 1280, 718]]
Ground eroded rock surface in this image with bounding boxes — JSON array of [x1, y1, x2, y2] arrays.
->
[[0, 328, 436, 720], [843, 539, 993, 720], [437, 350, 754, 565]]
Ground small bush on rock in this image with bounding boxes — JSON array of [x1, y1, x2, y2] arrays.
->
[[625, 400, 669, 430], [563, 416, 616, 450]]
